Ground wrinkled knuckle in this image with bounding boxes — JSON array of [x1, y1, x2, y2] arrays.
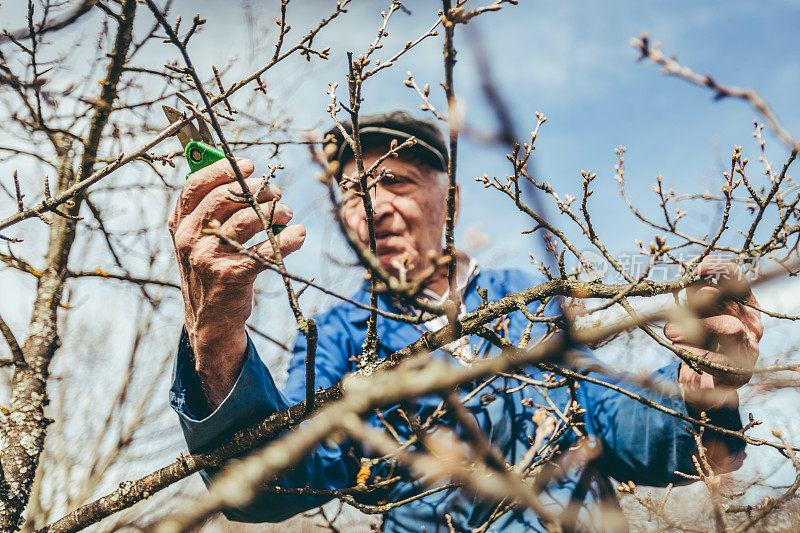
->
[[185, 246, 204, 267], [230, 218, 248, 237], [234, 158, 254, 175], [754, 319, 765, 340], [200, 160, 226, 177], [179, 179, 194, 196], [189, 239, 215, 264], [175, 239, 190, 257], [257, 186, 276, 202], [180, 180, 202, 204], [204, 193, 226, 220], [173, 228, 192, 253], [260, 242, 277, 258], [750, 343, 759, 359], [204, 261, 221, 278], [207, 261, 233, 281], [171, 194, 189, 220], [728, 318, 746, 339]]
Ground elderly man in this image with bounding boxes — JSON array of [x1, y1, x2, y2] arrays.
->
[[168, 111, 761, 532]]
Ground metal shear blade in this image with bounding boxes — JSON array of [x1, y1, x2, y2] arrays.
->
[[162, 105, 216, 149]]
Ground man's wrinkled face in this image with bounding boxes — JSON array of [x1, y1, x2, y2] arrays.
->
[[341, 147, 456, 279]]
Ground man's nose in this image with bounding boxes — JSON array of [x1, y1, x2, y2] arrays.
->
[[371, 185, 394, 221]]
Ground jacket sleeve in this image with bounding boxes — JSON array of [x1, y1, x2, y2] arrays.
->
[[169, 326, 356, 523], [577, 359, 746, 486]]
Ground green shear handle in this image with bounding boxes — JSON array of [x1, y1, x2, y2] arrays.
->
[[163, 105, 285, 235]]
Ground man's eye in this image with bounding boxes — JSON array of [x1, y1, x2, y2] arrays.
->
[[383, 175, 406, 186]]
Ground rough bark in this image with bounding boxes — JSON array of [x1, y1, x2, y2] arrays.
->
[[0, 2, 136, 530]]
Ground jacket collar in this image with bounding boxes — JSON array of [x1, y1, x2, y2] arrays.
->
[[342, 255, 482, 325]]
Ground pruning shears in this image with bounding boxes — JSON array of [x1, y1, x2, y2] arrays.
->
[[163, 104, 284, 234], [163, 104, 227, 179]]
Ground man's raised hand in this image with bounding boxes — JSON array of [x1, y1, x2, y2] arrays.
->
[[664, 257, 763, 412], [168, 158, 305, 409]]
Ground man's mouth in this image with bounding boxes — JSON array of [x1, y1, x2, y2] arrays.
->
[[374, 228, 398, 240], [373, 229, 403, 252]]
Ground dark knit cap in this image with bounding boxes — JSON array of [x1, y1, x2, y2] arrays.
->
[[324, 110, 448, 174]]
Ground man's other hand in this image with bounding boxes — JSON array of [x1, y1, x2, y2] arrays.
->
[[168, 158, 305, 409], [664, 257, 763, 413]]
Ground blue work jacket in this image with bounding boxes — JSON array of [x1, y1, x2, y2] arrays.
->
[[170, 268, 745, 532]]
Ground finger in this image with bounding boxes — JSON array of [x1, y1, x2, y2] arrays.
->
[[702, 314, 760, 368], [171, 176, 280, 258], [249, 224, 306, 263], [187, 176, 282, 230], [674, 343, 753, 388], [677, 362, 740, 410], [663, 317, 707, 347], [685, 284, 741, 317], [218, 202, 294, 244], [666, 315, 758, 384], [691, 257, 756, 306], [664, 315, 748, 347], [177, 225, 302, 287], [685, 280, 762, 339], [171, 158, 254, 224]]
